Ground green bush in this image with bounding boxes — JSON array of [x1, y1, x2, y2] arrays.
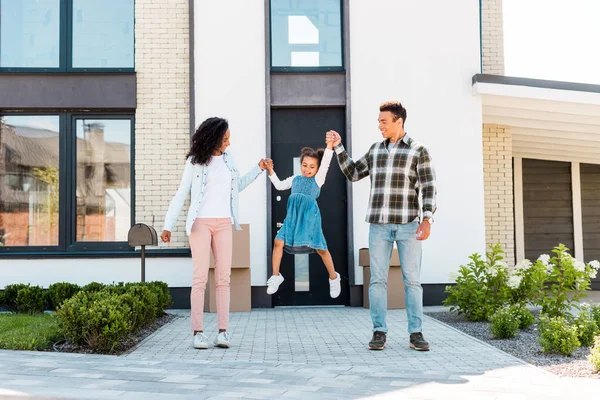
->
[[47, 282, 81, 310], [55, 291, 131, 353], [146, 281, 172, 314], [122, 284, 158, 330], [444, 244, 511, 322], [0, 290, 4, 306], [15, 285, 45, 314], [509, 304, 535, 329], [538, 314, 580, 355], [82, 281, 106, 293], [589, 304, 600, 328], [588, 336, 600, 373], [3, 283, 28, 311], [489, 307, 520, 339], [574, 306, 599, 347]]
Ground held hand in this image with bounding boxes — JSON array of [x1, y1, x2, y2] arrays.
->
[[160, 230, 171, 243], [258, 158, 270, 170], [265, 159, 274, 173], [415, 221, 431, 241], [326, 130, 342, 147]]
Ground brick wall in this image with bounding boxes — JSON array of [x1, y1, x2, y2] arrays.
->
[[483, 124, 514, 265], [135, 0, 191, 248], [481, 0, 505, 75]]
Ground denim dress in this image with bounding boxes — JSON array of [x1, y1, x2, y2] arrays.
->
[[275, 175, 328, 254]]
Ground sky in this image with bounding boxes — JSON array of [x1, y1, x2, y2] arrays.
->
[[503, 0, 600, 84]]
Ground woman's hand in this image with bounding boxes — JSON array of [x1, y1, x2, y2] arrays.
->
[[259, 158, 273, 171], [160, 230, 171, 243]]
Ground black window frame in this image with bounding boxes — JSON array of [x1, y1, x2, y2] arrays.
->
[[0, 111, 135, 254], [269, 0, 345, 73], [0, 0, 135, 73]]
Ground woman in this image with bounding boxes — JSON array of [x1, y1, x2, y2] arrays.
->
[[161, 117, 268, 349]]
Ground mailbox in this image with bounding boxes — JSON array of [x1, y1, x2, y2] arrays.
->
[[128, 223, 158, 246], [128, 223, 158, 282]]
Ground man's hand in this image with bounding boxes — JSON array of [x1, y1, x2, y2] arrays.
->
[[416, 220, 431, 241], [326, 130, 342, 147], [160, 230, 171, 243]]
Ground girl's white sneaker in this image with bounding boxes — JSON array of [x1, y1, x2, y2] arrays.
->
[[266, 274, 284, 294], [193, 332, 209, 349], [330, 272, 341, 298]]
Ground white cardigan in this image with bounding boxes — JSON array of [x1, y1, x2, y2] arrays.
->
[[163, 151, 263, 235]]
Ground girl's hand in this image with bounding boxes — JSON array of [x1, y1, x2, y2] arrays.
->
[[160, 230, 171, 243], [258, 158, 270, 170], [326, 130, 341, 148], [265, 159, 274, 174]]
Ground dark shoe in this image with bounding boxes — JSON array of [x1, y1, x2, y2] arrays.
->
[[409, 332, 430, 351], [368, 331, 387, 350]]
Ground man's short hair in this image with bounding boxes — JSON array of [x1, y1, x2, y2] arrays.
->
[[380, 101, 407, 126]]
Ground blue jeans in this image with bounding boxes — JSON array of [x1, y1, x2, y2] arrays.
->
[[369, 221, 423, 334]]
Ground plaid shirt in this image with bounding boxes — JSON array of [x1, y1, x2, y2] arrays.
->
[[334, 134, 437, 225]]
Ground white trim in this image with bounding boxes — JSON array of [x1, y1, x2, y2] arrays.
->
[[571, 162, 584, 261], [474, 82, 600, 106], [514, 157, 525, 261]]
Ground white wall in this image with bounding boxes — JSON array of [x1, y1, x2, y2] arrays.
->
[[194, 0, 268, 286], [0, 258, 192, 288], [349, 0, 485, 284]]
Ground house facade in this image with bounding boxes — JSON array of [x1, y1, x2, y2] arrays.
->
[[1, 0, 597, 308]]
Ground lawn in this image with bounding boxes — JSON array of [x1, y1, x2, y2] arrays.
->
[[0, 313, 63, 351]]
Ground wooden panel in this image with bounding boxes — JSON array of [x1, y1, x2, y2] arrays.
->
[[581, 163, 600, 285], [522, 159, 574, 260]]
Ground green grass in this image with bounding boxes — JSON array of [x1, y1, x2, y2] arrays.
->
[[0, 313, 63, 350]]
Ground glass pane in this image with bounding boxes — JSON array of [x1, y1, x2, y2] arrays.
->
[[0, 0, 60, 68], [76, 119, 131, 242], [71, 0, 134, 68], [0, 116, 60, 246], [271, 0, 342, 67]]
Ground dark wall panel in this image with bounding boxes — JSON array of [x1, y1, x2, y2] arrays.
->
[[581, 163, 600, 289], [522, 159, 573, 259]]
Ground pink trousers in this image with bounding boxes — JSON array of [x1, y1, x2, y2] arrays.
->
[[189, 218, 232, 331]]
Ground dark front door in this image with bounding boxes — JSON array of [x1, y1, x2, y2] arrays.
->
[[271, 108, 349, 306]]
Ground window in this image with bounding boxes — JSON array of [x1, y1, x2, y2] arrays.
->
[[270, 0, 343, 70], [0, 114, 134, 252], [0, 0, 134, 72]]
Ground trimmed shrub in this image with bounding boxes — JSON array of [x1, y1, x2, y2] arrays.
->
[[588, 336, 600, 373], [489, 307, 520, 339], [146, 281, 172, 314], [55, 291, 131, 353], [82, 282, 106, 293], [509, 304, 535, 329], [538, 314, 580, 356], [15, 285, 45, 314], [574, 306, 599, 347], [3, 283, 28, 311], [47, 282, 81, 310]]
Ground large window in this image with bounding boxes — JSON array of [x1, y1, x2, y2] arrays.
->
[[0, 114, 133, 252], [0, 0, 134, 72], [270, 0, 343, 70]]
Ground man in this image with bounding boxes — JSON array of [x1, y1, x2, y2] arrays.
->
[[327, 101, 437, 351]]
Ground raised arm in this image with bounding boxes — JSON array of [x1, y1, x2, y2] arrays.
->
[[327, 130, 370, 182], [268, 172, 294, 191], [314, 148, 334, 187]]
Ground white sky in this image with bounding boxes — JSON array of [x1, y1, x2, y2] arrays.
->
[[503, 0, 600, 84]]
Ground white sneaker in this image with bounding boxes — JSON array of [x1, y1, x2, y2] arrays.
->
[[329, 272, 341, 298], [193, 332, 208, 349], [266, 274, 284, 295], [214, 331, 231, 348]]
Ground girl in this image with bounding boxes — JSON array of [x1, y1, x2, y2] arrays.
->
[[265, 136, 341, 298], [160, 117, 268, 350]]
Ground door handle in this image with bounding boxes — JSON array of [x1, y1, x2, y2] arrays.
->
[[276, 222, 283, 228]]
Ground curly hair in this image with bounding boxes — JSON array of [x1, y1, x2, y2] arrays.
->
[[300, 147, 325, 167], [187, 117, 229, 165], [380, 101, 407, 127]]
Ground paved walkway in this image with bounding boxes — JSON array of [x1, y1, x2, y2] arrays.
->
[[1, 308, 599, 399]]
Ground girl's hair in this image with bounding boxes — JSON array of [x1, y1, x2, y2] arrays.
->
[[300, 147, 325, 167], [187, 117, 229, 165]]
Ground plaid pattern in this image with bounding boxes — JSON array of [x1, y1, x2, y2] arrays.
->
[[334, 135, 437, 225]]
